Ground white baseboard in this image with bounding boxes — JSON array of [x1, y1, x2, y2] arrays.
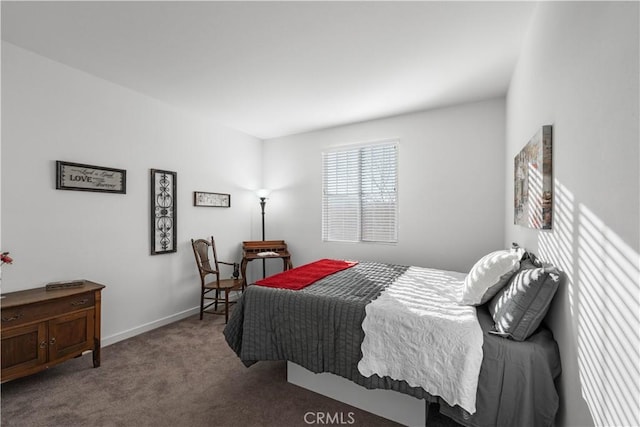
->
[[101, 306, 200, 347], [287, 361, 426, 427]]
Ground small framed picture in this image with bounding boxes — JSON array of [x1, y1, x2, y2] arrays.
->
[[56, 161, 126, 194], [194, 191, 231, 208]]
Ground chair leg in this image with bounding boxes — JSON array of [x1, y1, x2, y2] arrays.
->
[[200, 289, 204, 320], [214, 289, 219, 311]]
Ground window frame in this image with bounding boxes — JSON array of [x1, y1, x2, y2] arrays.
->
[[321, 140, 399, 244]]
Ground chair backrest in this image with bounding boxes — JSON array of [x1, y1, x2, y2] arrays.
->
[[191, 237, 220, 282]]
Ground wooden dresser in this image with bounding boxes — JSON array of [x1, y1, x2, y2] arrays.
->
[[1, 281, 105, 383]]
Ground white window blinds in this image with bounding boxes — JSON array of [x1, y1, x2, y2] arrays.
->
[[322, 141, 398, 243]]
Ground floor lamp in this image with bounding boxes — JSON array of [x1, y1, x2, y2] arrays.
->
[[256, 189, 270, 278]]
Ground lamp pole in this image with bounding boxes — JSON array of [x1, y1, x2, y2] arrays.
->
[[260, 196, 266, 278]]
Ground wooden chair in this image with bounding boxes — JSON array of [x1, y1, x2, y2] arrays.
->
[[191, 237, 243, 322]]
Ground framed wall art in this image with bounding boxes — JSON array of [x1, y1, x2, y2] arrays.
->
[[514, 125, 553, 229], [56, 161, 126, 194], [150, 169, 177, 255], [193, 191, 231, 207]]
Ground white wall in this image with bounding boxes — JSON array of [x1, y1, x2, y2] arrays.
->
[[1, 42, 263, 344], [263, 98, 506, 274], [506, 3, 639, 426]]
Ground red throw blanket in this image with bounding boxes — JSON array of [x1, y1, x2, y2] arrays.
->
[[255, 258, 358, 290]]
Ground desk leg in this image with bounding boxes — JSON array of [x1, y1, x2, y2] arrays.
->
[[240, 258, 249, 289]]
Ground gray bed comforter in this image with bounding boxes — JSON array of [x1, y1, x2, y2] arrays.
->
[[224, 262, 561, 427]]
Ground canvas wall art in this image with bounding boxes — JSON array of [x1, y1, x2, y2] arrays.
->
[[514, 125, 553, 229]]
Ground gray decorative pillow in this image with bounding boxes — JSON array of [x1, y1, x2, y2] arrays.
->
[[488, 260, 560, 341]]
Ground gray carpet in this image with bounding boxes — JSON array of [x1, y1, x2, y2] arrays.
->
[[1, 314, 462, 427]]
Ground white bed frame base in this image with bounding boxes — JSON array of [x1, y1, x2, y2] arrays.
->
[[287, 362, 426, 426]]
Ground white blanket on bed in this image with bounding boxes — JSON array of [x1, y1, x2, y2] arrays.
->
[[358, 266, 483, 414]]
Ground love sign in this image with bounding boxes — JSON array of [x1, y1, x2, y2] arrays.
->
[[56, 161, 127, 194]]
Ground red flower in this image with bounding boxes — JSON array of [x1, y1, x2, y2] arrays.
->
[[1, 252, 13, 265]]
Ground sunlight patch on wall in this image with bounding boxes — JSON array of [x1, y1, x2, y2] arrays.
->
[[577, 204, 640, 426], [539, 180, 575, 310], [539, 178, 639, 426]]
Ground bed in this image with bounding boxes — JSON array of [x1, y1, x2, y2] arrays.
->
[[224, 258, 561, 427]]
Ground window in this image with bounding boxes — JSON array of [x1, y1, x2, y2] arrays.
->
[[322, 141, 398, 243]]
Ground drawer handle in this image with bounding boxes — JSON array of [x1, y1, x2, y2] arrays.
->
[[70, 298, 89, 306], [40, 340, 47, 349], [49, 337, 56, 345], [2, 312, 23, 322]]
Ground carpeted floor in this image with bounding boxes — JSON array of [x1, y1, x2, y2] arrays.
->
[[1, 314, 462, 427]]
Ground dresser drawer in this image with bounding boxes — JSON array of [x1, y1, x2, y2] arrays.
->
[[1, 292, 95, 328]]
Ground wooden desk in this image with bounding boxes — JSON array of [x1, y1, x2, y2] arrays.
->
[[1, 281, 105, 383], [241, 240, 293, 288]]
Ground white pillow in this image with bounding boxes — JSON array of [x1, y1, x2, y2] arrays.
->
[[460, 248, 523, 306]]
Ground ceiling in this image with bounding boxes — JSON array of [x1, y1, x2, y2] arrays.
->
[[2, 1, 537, 140]]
